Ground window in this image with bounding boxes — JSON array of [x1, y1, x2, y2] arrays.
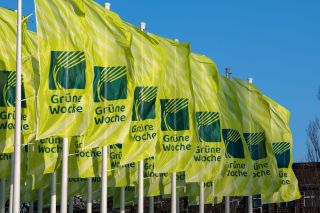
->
[[304, 191, 320, 207]]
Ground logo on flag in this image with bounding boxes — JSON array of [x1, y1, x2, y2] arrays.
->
[[195, 112, 221, 142], [93, 66, 127, 102], [222, 129, 245, 159], [272, 142, 290, 168], [0, 71, 26, 108], [49, 51, 86, 90], [132, 87, 157, 121], [243, 132, 267, 160], [160, 98, 189, 131]]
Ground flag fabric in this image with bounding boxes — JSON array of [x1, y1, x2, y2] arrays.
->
[[35, 0, 94, 139], [214, 75, 252, 196], [232, 78, 280, 195], [185, 53, 224, 183], [113, 186, 137, 209], [83, 0, 134, 149], [262, 96, 301, 204], [153, 36, 196, 173], [0, 153, 11, 179], [187, 182, 222, 206], [0, 8, 37, 152], [121, 23, 162, 164]]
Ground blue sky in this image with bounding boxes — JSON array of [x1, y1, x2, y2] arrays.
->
[[2, 0, 319, 162]]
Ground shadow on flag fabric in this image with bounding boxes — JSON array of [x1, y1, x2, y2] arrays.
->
[[121, 23, 162, 164], [82, 0, 134, 149], [185, 53, 224, 183], [232, 78, 280, 195], [153, 36, 196, 173], [262, 96, 301, 204], [187, 182, 222, 206], [35, 0, 94, 139], [0, 8, 37, 153], [214, 75, 253, 196]]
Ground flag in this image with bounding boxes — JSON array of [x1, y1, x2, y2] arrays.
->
[[83, 0, 134, 148], [35, 0, 94, 138], [185, 53, 224, 183], [262, 96, 301, 203], [121, 23, 162, 164], [0, 153, 11, 179], [187, 182, 222, 206]]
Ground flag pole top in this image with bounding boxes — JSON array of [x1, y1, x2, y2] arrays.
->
[[226, 67, 231, 79], [105, 2, 111, 10], [140, 22, 146, 31], [248, 77, 253, 84]]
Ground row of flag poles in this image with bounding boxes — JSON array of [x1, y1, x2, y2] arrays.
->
[[0, 0, 302, 212]]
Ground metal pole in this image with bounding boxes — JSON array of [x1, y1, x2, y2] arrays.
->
[[68, 198, 73, 213], [38, 189, 43, 213], [29, 202, 34, 213], [149, 197, 154, 213], [120, 187, 125, 213], [225, 68, 231, 213], [0, 178, 5, 213], [247, 77, 253, 213], [13, 0, 23, 211], [137, 21, 146, 213], [60, 138, 69, 213], [87, 178, 92, 213], [9, 155, 14, 213], [51, 172, 56, 213], [101, 146, 108, 213], [171, 173, 176, 213], [199, 182, 204, 213]]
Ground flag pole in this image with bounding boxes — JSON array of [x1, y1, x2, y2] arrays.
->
[[29, 202, 34, 213], [13, 0, 23, 211], [87, 178, 92, 213], [247, 77, 253, 213], [120, 187, 125, 213], [171, 173, 176, 213], [38, 189, 43, 213], [50, 172, 56, 213], [68, 198, 73, 213], [149, 197, 154, 213], [101, 4, 111, 212], [9, 155, 14, 213], [60, 137, 69, 213], [224, 68, 231, 213], [138, 21, 146, 213], [0, 178, 5, 213], [199, 182, 204, 213]]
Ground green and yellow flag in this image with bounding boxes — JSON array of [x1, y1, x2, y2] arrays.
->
[[121, 23, 162, 164], [0, 8, 37, 152], [262, 96, 301, 204], [83, 0, 134, 148], [0, 153, 11, 179], [187, 182, 222, 206], [113, 186, 137, 209], [154, 37, 195, 173], [185, 53, 224, 183], [232, 78, 280, 195], [35, 0, 94, 139]]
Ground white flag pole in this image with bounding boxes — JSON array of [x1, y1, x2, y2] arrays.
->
[[138, 21, 146, 213], [60, 138, 69, 213], [247, 77, 253, 213], [120, 187, 125, 213], [37, 189, 43, 213], [9, 155, 14, 213], [101, 146, 108, 213], [68, 198, 73, 213], [224, 68, 231, 213], [50, 172, 56, 213], [13, 0, 23, 211], [171, 173, 176, 213], [199, 182, 204, 213], [0, 178, 5, 213], [148, 197, 154, 213], [87, 178, 92, 213]]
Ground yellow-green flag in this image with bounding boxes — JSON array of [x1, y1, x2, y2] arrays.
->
[[0, 153, 11, 179], [187, 182, 222, 206], [154, 36, 196, 173], [185, 53, 224, 183], [232, 78, 280, 195], [35, 0, 94, 138], [262, 96, 301, 204], [0, 8, 37, 152], [83, 0, 134, 148], [214, 75, 252, 196], [121, 23, 162, 164], [113, 186, 137, 209]]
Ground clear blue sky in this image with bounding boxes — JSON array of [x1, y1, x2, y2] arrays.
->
[[2, 0, 319, 162]]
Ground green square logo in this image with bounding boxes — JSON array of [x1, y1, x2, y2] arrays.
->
[[195, 112, 221, 142], [93, 66, 127, 102], [222, 129, 245, 159], [160, 98, 189, 131], [0, 71, 26, 108], [49, 51, 86, 90], [243, 132, 267, 160], [132, 87, 157, 121], [272, 142, 290, 168]]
